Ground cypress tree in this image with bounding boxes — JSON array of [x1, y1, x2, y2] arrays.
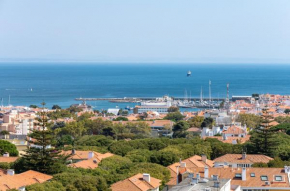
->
[[250, 108, 278, 156], [22, 102, 66, 174]]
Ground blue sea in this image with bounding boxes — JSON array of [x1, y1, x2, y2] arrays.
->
[[0, 63, 290, 110]]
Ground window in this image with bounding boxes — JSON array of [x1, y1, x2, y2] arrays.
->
[[235, 173, 242, 178], [260, 175, 268, 181], [250, 173, 255, 177], [274, 175, 283, 181]]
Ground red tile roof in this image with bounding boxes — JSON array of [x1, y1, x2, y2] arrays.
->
[[111, 173, 161, 191]]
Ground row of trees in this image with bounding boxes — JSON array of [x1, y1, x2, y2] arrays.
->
[[52, 118, 152, 145]]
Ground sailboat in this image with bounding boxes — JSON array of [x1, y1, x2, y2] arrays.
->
[[187, 70, 191, 77]]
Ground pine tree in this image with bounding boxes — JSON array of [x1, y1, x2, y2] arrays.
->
[[250, 108, 278, 156], [22, 102, 66, 174]]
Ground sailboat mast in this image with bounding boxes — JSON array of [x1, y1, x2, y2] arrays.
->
[[200, 87, 203, 103], [184, 89, 188, 102], [209, 80, 211, 104]]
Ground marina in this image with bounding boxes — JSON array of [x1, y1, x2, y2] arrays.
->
[[75, 96, 227, 109]]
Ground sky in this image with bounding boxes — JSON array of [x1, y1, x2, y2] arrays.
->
[[0, 0, 290, 63]]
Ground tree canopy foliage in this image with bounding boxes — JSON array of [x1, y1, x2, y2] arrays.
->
[[164, 112, 184, 122], [0, 140, 18, 156], [237, 113, 261, 128]]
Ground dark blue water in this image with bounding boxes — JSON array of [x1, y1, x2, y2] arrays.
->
[[0, 63, 289, 109]]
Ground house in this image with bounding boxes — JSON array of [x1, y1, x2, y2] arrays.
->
[[186, 127, 201, 136], [207, 135, 251, 144], [107, 108, 120, 116], [214, 153, 273, 168], [134, 105, 169, 114], [167, 176, 233, 191], [166, 155, 214, 189], [0, 152, 18, 163], [201, 124, 248, 144], [63, 150, 114, 169], [170, 166, 290, 191], [111, 173, 161, 191], [201, 126, 222, 137], [0, 169, 52, 191], [222, 125, 247, 139]]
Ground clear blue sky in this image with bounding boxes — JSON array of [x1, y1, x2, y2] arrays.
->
[[0, 0, 290, 63]]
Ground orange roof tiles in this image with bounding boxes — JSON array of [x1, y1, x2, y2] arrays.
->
[[0, 170, 52, 191], [111, 173, 161, 191], [68, 158, 99, 169], [204, 135, 251, 144], [214, 154, 273, 164], [63, 150, 114, 169], [223, 126, 246, 134], [167, 155, 214, 186], [0, 157, 19, 163]]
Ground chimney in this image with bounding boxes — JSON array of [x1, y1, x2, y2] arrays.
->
[[196, 173, 200, 180], [213, 175, 219, 181], [71, 149, 76, 155], [204, 166, 209, 178], [223, 134, 227, 140], [201, 154, 207, 163], [143, 173, 150, 183], [214, 182, 220, 188], [93, 159, 98, 164], [242, 167, 246, 181], [88, 151, 94, 159], [242, 152, 246, 160], [3, 152, 9, 157], [284, 166, 290, 174], [176, 166, 180, 185], [180, 162, 186, 168], [7, 169, 14, 176], [191, 178, 198, 185]]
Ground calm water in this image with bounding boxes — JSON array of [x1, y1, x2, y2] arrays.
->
[[0, 63, 289, 110]]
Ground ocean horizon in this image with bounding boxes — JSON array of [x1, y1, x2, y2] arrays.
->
[[1, 63, 290, 110]]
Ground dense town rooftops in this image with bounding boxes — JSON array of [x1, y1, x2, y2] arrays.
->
[[180, 167, 290, 189], [167, 155, 214, 186]]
